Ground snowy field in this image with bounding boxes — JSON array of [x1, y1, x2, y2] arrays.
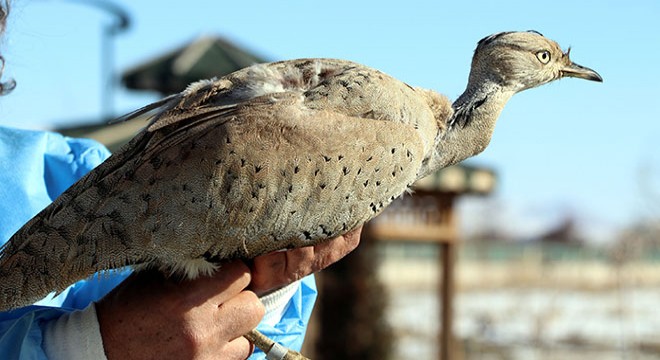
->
[[379, 254, 660, 359]]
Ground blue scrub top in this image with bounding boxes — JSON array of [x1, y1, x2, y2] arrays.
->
[[0, 127, 316, 359]]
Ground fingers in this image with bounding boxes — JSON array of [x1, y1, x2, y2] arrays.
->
[[180, 261, 252, 307], [221, 336, 255, 360], [192, 290, 262, 360], [98, 261, 265, 360], [215, 290, 265, 341], [250, 227, 362, 295], [309, 226, 361, 269]]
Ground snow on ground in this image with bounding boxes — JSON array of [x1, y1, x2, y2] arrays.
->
[[379, 255, 660, 359]]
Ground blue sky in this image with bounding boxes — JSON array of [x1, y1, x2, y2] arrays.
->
[[2, 0, 659, 242]]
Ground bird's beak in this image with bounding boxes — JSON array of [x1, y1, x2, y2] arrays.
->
[[561, 62, 603, 82]]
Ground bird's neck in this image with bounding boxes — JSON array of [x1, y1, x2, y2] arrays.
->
[[422, 80, 514, 175]]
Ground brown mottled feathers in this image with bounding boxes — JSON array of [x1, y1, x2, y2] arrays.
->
[[0, 58, 452, 310]]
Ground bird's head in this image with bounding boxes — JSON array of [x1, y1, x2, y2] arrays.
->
[[469, 31, 602, 93]]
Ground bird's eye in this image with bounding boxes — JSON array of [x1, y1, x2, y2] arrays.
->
[[536, 50, 551, 64]]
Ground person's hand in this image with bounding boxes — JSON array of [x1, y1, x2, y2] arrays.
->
[[96, 226, 362, 360], [249, 226, 362, 295], [97, 261, 264, 360]]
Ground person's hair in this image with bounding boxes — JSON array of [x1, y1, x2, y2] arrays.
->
[[0, 0, 15, 95]]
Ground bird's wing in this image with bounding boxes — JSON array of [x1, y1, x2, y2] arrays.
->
[[122, 91, 428, 261], [1, 88, 427, 289]]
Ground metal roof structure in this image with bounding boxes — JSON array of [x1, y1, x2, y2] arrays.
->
[[121, 35, 268, 95]]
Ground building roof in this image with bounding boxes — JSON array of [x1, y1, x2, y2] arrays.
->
[[414, 163, 496, 195], [122, 35, 268, 95]]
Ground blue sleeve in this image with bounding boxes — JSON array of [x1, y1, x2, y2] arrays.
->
[[0, 127, 110, 243], [250, 276, 318, 359], [0, 127, 124, 360]]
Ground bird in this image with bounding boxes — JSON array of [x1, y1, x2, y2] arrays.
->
[[0, 31, 601, 357]]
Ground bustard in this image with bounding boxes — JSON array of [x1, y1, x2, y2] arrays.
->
[[0, 31, 601, 359]]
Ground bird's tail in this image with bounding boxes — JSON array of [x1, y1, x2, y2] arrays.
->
[[0, 214, 104, 311], [0, 131, 154, 312]]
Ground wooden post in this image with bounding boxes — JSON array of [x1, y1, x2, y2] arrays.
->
[[440, 196, 457, 360], [440, 241, 455, 360], [311, 224, 393, 360]]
